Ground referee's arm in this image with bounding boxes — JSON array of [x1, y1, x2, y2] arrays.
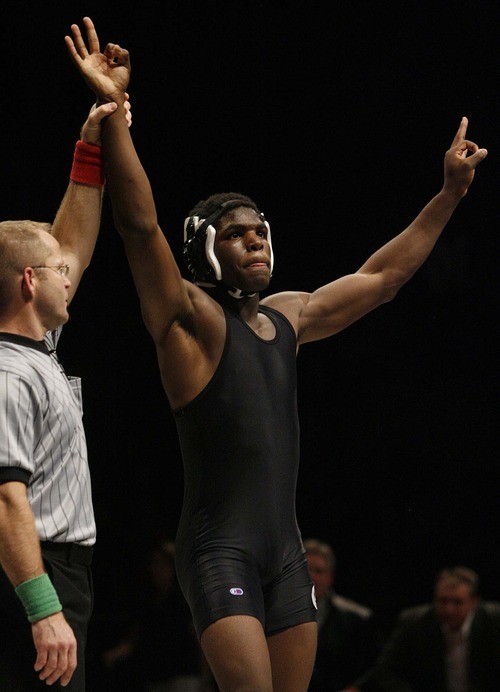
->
[[0, 480, 78, 686]]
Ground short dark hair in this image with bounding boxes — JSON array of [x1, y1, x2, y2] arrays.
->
[[188, 192, 261, 222]]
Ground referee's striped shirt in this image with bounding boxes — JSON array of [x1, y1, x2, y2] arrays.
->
[[0, 329, 96, 546]]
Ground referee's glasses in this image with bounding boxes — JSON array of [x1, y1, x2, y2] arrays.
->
[[31, 264, 70, 277]]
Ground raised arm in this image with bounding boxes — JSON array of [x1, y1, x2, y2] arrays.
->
[[271, 118, 487, 344], [65, 18, 192, 345], [354, 118, 486, 294], [52, 97, 132, 304], [51, 103, 109, 303]]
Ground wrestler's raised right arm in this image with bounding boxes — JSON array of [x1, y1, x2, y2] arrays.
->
[[65, 18, 226, 409], [65, 17, 193, 344]]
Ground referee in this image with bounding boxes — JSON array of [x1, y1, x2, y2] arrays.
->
[[0, 100, 123, 690]]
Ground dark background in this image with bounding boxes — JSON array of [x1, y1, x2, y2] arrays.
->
[[2, 0, 499, 672]]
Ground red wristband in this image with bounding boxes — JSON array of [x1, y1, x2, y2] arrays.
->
[[70, 140, 105, 186]]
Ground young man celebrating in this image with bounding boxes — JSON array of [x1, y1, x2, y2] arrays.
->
[[66, 17, 487, 692]]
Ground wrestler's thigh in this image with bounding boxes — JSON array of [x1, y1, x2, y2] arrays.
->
[[268, 621, 317, 692], [180, 549, 267, 638], [264, 549, 316, 634], [201, 614, 273, 692]]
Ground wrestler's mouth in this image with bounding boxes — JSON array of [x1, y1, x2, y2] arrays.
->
[[244, 257, 268, 269]]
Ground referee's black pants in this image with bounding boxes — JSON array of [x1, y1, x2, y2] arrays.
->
[[0, 542, 93, 691]]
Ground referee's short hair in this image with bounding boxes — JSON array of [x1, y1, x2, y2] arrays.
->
[[0, 220, 52, 309]]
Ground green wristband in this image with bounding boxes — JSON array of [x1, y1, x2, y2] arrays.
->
[[15, 574, 62, 623]]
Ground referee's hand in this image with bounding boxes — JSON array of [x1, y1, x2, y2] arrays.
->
[[32, 612, 77, 687]]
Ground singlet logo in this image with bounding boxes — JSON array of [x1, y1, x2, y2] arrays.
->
[[230, 587, 244, 596], [311, 585, 317, 609]]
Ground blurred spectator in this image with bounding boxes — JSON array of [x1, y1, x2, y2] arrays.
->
[[355, 565, 500, 691], [304, 538, 381, 691], [101, 539, 210, 691]]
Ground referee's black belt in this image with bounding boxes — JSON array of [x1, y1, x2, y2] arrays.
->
[[40, 541, 93, 566]]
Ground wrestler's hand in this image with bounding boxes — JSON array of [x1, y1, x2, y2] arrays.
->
[[442, 117, 487, 199], [65, 16, 130, 103], [80, 93, 132, 146], [31, 611, 77, 686]]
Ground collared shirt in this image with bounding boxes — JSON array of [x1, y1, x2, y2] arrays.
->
[[0, 329, 96, 545], [442, 609, 476, 692]]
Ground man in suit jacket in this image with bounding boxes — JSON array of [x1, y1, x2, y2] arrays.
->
[[355, 566, 500, 692], [304, 539, 381, 691]]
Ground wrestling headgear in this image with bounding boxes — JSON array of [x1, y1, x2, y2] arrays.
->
[[182, 199, 274, 294]]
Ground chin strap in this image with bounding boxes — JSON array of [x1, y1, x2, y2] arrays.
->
[[226, 286, 256, 300], [196, 282, 256, 300]]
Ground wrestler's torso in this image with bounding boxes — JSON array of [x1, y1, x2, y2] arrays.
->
[[174, 305, 301, 584]]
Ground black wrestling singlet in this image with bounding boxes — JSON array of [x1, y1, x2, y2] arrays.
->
[[173, 305, 313, 635]]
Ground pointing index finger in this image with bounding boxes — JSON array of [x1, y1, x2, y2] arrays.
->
[[450, 116, 468, 148]]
